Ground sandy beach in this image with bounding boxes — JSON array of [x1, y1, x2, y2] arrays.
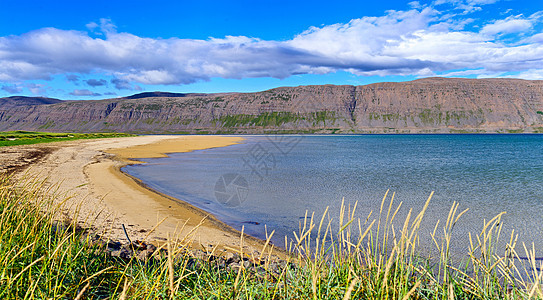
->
[[14, 135, 269, 253]]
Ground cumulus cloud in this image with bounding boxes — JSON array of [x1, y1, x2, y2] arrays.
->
[[111, 78, 136, 90], [480, 15, 533, 36], [86, 18, 117, 35], [408, 1, 423, 9], [70, 89, 101, 96], [1, 84, 22, 94], [529, 33, 543, 43], [507, 69, 543, 80], [25, 83, 47, 95], [0, 6, 542, 85], [434, 0, 500, 12], [85, 78, 107, 87], [66, 74, 80, 83]]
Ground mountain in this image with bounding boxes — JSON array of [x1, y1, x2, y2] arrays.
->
[[1, 78, 543, 133], [0, 96, 63, 108], [123, 92, 209, 100]]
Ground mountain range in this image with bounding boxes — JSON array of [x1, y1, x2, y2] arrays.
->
[[1, 77, 543, 134]]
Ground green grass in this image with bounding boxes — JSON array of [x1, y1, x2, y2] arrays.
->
[[0, 131, 133, 147], [0, 175, 541, 299], [213, 112, 301, 128], [212, 111, 337, 128]]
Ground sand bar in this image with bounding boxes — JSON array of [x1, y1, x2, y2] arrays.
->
[[20, 135, 268, 253]]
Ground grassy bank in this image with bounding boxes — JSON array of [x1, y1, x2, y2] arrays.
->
[[1, 175, 541, 299], [0, 131, 133, 147]]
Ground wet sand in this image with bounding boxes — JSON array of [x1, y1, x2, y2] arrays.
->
[[19, 135, 270, 253]]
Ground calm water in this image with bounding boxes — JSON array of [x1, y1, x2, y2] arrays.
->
[[124, 135, 543, 257]]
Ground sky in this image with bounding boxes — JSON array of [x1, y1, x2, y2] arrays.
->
[[0, 0, 542, 99]]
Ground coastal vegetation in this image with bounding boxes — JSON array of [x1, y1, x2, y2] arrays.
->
[[1, 174, 541, 299], [0, 131, 133, 147], [212, 111, 338, 128]]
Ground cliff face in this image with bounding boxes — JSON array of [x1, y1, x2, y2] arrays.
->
[[1, 78, 543, 133]]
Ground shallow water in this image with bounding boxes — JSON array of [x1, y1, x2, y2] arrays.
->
[[123, 135, 543, 257]]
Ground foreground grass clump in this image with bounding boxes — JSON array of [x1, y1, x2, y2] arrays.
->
[[0, 131, 133, 147], [1, 175, 542, 299], [0, 176, 119, 298]]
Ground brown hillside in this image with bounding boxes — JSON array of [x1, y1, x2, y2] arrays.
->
[[1, 78, 542, 133]]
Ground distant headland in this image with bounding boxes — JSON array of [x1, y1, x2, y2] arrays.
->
[[1, 77, 543, 134]]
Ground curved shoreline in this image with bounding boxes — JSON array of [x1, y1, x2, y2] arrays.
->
[[104, 136, 270, 247], [21, 135, 276, 255]]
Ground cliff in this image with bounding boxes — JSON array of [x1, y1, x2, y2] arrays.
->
[[1, 77, 543, 133]]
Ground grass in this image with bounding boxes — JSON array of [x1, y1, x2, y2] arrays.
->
[[212, 111, 337, 128], [0, 131, 133, 147], [1, 174, 542, 299], [213, 112, 301, 128]]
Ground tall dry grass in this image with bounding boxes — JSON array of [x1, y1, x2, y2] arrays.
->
[[0, 174, 541, 299]]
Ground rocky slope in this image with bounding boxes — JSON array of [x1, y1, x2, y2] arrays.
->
[[1, 78, 543, 133]]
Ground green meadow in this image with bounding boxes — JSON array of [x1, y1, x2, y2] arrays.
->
[[0, 131, 133, 147]]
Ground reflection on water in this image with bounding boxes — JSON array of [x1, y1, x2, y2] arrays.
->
[[123, 134, 543, 257]]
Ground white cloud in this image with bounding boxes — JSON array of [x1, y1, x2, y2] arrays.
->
[[408, 1, 423, 9], [434, 0, 500, 13], [85, 78, 107, 87], [480, 16, 533, 36], [111, 78, 138, 90], [508, 69, 543, 80], [86, 18, 117, 35], [24, 83, 47, 95], [0, 7, 542, 86], [433, 68, 491, 77], [66, 74, 80, 83], [1, 84, 22, 94], [528, 33, 543, 43], [70, 89, 101, 96]]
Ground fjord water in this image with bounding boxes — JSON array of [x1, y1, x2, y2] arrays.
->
[[123, 135, 543, 257]]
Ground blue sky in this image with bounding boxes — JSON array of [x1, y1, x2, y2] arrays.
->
[[0, 0, 542, 99]]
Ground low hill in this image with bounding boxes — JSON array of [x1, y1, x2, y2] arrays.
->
[[123, 92, 206, 100], [0, 96, 63, 108]]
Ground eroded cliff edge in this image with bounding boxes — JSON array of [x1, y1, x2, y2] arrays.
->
[[2, 77, 543, 133]]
